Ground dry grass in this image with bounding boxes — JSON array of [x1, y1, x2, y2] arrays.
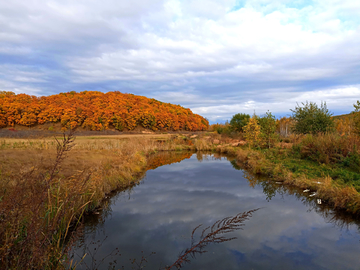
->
[[294, 133, 360, 165], [0, 132, 89, 269], [0, 133, 173, 151], [193, 139, 212, 151]]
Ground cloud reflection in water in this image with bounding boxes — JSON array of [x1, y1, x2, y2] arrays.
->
[[70, 153, 360, 270]]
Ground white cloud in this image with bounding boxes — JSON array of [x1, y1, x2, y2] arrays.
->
[[0, 65, 49, 83], [0, 79, 42, 96], [0, 46, 32, 55], [193, 85, 360, 122], [66, 1, 359, 84], [0, 0, 359, 121]]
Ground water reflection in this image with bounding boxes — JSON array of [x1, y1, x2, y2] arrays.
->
[[146, 151, 193, 170], [236, 160, 360, 232], [69, 153, 360, 270]]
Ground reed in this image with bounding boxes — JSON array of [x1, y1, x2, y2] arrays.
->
[[165, 209, 259, 270]]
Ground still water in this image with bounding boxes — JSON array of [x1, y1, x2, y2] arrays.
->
[[70, 152, 360, 269]]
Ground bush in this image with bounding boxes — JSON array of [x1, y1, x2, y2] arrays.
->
[[294, 133, 360, 168], [230, 113, 250, 132], [291, 101, 334, 134], [210, 123, 232, 135]]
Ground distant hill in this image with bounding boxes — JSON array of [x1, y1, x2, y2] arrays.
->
[[0, 91, 209, 131], [332, 113, 352, 120]]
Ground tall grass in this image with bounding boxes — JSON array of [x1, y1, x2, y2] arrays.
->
[[0, 131, 90, 269]]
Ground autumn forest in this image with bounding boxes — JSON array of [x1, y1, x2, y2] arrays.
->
[[0, 91, 209, 131]]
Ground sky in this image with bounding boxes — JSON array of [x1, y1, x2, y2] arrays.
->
[[1, 0, 360, 123]]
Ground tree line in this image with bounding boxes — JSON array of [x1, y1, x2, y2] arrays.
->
[[211, 101, 360, 148]]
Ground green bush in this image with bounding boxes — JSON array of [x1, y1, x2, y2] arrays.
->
[[291, 101, 334, 134]]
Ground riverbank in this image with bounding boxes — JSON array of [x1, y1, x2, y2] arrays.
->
[[0, 133, 198, 269], [205, 133, 360, 216]]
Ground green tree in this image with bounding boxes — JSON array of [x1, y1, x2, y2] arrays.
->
[[230, 113, 250, 132], [258, 111, 278, 148], [291, 101, 334, 134]]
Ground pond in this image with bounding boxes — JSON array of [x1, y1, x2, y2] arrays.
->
[[69, 152, 360, 270]]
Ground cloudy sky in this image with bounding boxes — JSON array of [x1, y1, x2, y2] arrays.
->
[[1, 0, 359, 122]]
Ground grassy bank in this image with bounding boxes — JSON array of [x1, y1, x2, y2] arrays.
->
[[205, 133, 360, 216], [0, 133, 197, 269]]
